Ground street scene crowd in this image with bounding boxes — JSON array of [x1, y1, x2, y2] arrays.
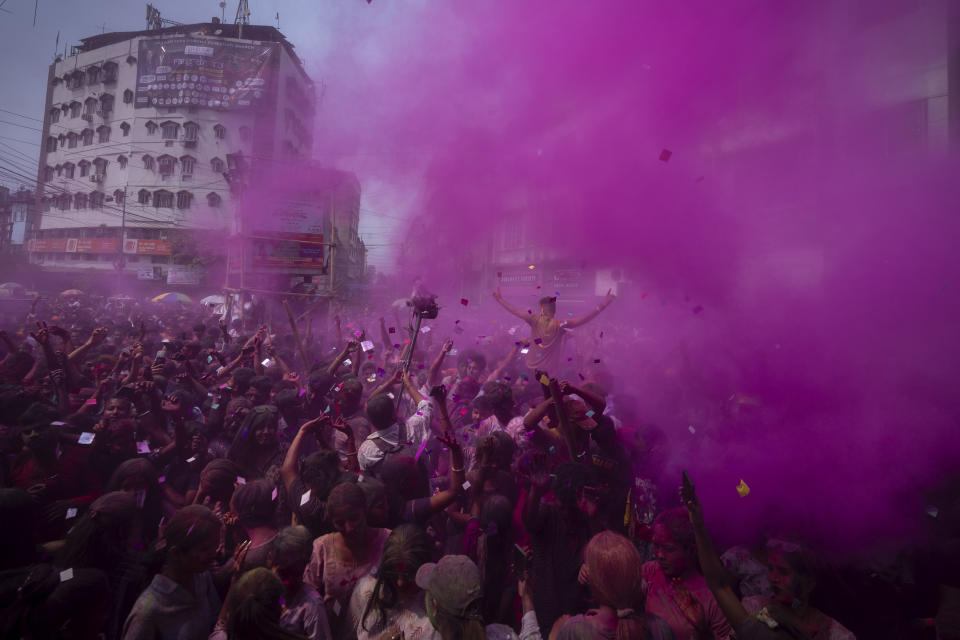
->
[[0, 289, 956, 640]]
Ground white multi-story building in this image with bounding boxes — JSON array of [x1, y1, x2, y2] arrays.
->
[[29, 21, 321, 286]]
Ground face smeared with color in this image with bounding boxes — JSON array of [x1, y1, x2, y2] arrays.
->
[[253, 419, 276, 446], [332, 505, 366, 544], [652, 522, 690, 578], [465, 360, 483, 379], [767, 549, 810, 606], [104, 398, 132, 420]]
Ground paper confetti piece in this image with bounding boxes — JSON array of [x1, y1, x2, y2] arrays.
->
[[659, 149, 672, 162], [343, 359, 352, 366], [300, 489, 312, 506], [460, 298, 469, 306], [389, 327, 396, 334], [158, 475, 166, 484], [927, 505, 939, 518], [528, 265, 535, 270], [333, 601, 342, 616], [360, 340, 374, 352], [585, 410, 595, 418], [65, 507, 78, 519], [236, 476, 246, 485], [534, 338, 543, 345], [346, 322, 354, 328], [593, 359, 601, 364], [688, 425, 696, 434], [736, 479, 750, 498], [60, 568, 74, 582], [420, 327, 431, 334], [137, 441, 151, 454], [549, 446, 556, 454], [641, 292, 648, 299], [578, 373, 586, 380], [462, 481, 472, 491], [186, 456, 197, 463], [271, 487, 278, 501], [78, 432, 95, 445], [538, 375, 549, 386]]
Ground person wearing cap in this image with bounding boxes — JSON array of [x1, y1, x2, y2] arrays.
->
[[416, 554, 543, 640]]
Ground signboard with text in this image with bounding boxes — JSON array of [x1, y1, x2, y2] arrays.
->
[[250, 200, 326, 270], [135, 37, 276, 110], [29, 238, 171, 255]]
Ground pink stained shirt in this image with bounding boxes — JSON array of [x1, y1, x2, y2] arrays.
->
[[642, 561, 734, 640]]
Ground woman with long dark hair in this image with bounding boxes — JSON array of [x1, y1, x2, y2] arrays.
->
[[228, 405, 285, 482], [218, 568, 306, 640], [348, 524, 440, 640]]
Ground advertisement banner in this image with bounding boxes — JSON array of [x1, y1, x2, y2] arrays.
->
[[167, 266, 201, 285], [124, 239, 173, 255], [74, 238, 120, 254], [250, 201, 326, 270], [135, 37, 276, 110], [497, 268, 542, 296], [251, 232, 325, 269], [27, 238, 68, 252]]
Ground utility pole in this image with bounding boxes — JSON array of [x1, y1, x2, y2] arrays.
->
[[328, 192, 336, 320]]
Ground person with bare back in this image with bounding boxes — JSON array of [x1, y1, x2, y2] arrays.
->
[[491, 288, 616, 371]]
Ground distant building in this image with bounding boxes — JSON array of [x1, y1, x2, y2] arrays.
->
[[28, 21, 362, 291], [0, 188, 36, 256]]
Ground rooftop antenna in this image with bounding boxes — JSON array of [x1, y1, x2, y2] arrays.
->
[[219, 1, 226, 21], [234, 0, 249, 40], [275, 11, 279, 29]]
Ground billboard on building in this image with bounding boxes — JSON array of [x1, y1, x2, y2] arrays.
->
[[135, 37, 275, 110], [250, 201, 325, 270]]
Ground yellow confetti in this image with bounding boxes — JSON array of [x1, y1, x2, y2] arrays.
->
[[736, 479, 750, 498], [539, 375, 550, 386], [528, 265, 535, 270]]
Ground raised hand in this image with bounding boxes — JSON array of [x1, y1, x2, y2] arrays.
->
[[441, 339, 454, 354], [89, 326, 108, 345], [30, 321, 49, 346], [558, 380, 573, 396]]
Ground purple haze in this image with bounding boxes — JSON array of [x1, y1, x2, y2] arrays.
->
[[272, 0, 960, 554]]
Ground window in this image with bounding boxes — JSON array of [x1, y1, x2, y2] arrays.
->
[[117, 155, 127, 169], [92, 157, 107, 176], [210, 157, 225, 173], [67, 132, 78, 149], [69, 102, 82, 118], [74, 192, 87, 209], [81, 129, 94, 146], [142, 154, 154, 170], [239, 126, 251, 141], [63, 162, 75, 179], [86, 66, 100, 84], [55, 164, 63, 176], [113, 189, 125, 204], [99, 94, 114, 114], [120, 122, 130, 136], [78, 160, 90, 177], [67, 71, 83, 89], [183, 122, 199, 141], [180, 155, 195, 176], [145, 121, 157, 135], [103, 61, 118, 83], [46, 136, 57, 153], [157, 155, 175, 176], [160, 121, 179, 139], [58, 193, 71, 209], [50, 108, 60, 123], [123, 89, 133, 104], [84, 97, 98, 116], [138, 189, 150, 204], [153, 190, 173, 208], [43, 166, 54, 182], [213, 124, 225, 139], [226, 152, 242, 171], [176, 190, 192, 209], [97, 126, 110, 144], [58, 134, 66, 148], [90, 191, 104, 209], [206, 192, 221, 207]]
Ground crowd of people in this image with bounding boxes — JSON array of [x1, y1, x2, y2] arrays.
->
[[0, 288, 957, 640]]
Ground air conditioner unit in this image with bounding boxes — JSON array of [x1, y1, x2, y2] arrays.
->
[[82, 114, 93, 122]]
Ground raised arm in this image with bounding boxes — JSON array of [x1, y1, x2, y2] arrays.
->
[[563, 289, 616, 329], [681, 474, 750, 630], [326, 339, 358, 377], [492, 287, 534, 323], [67, 326, 108, 364], [484, 343, 521, 384], [558, 380, 606, 414], [428, 339, 454, 387]]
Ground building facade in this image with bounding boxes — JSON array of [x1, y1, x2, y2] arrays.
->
[[29, 22, 330, 289]]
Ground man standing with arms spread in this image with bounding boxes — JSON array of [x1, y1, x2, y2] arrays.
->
[[492, 287, 616, 371]]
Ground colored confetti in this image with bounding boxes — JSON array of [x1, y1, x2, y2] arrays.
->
[[688, 425, 696, 434], [585, 410, 595, 418], [659, 148, 672, 162], [538, 375, 550, 386], [137, 441, 151, 454], [593, 359, 601, 364], [236, 476, 246, 484], [927, 505, 939, 518], [534, 338, 543, 345], [641, 292, 648, 299], [78, 432, 95, 445], [736, 479, 750, 498], [271, 487, 278, 501], [528, 265, 535, 270], [65, 507, 77, 519], [60, 568, 74, 582], [389, 327, 396, 334], [461, 298, 469, 306], [300, 489, 312, 506]]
